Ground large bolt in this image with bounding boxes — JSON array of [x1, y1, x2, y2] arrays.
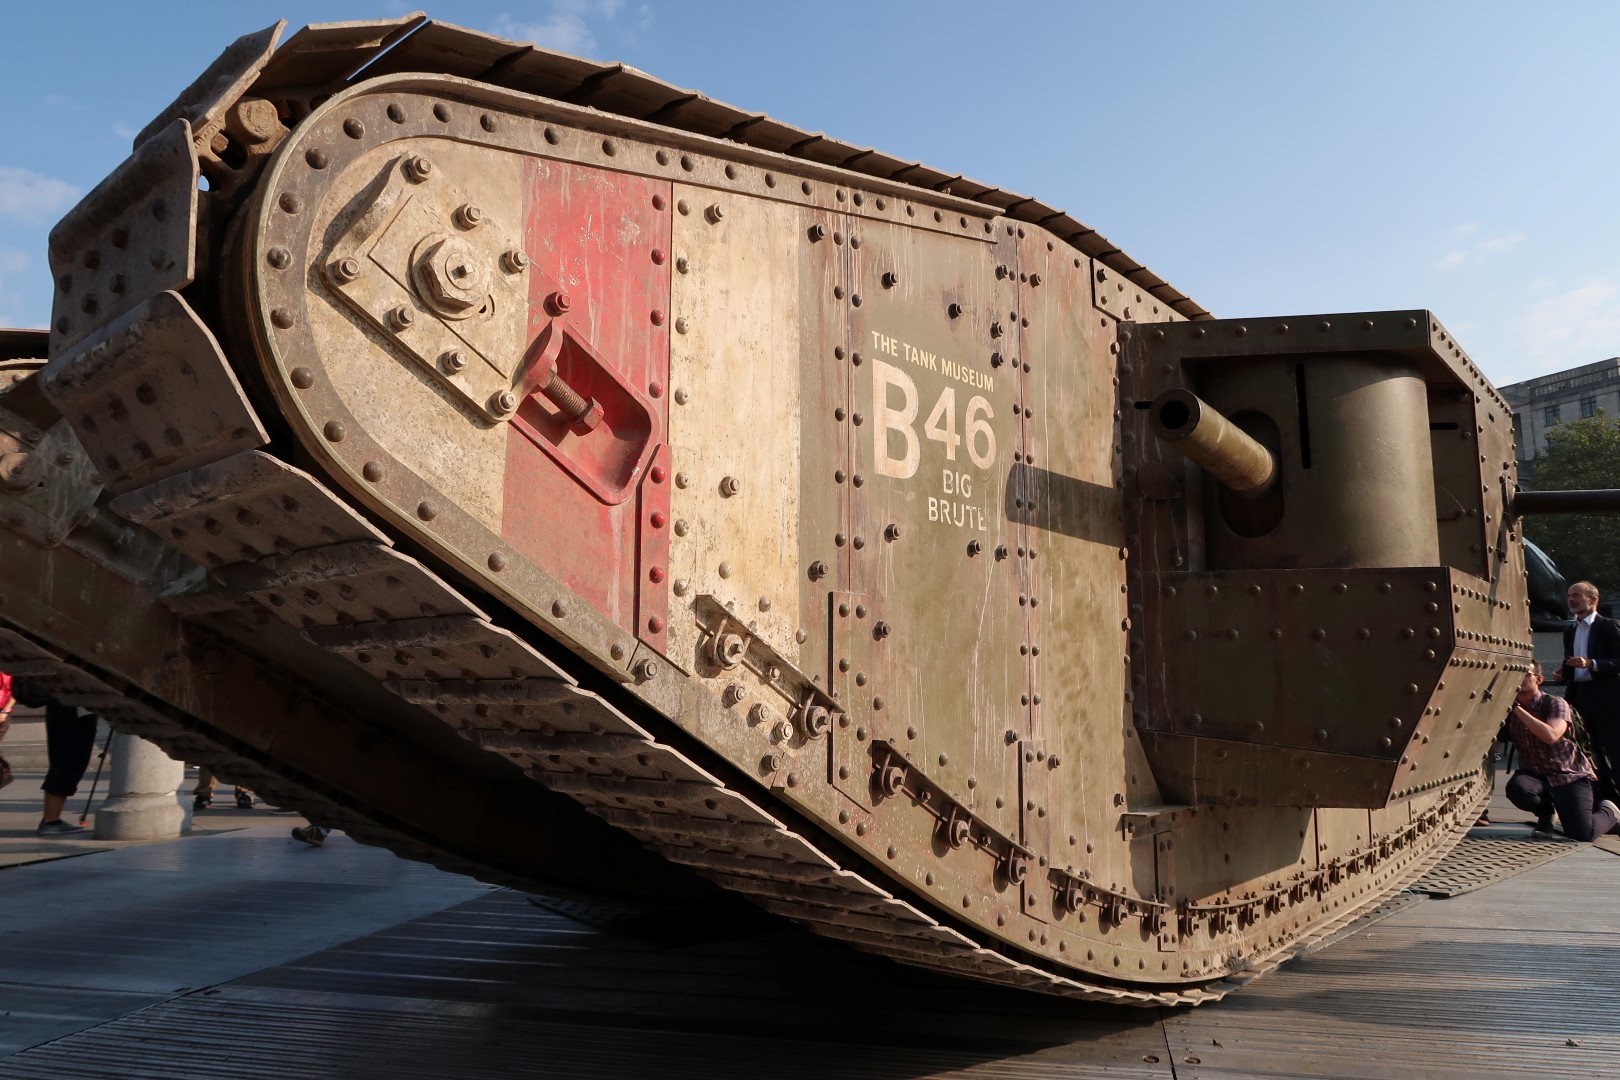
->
[[704, 204, 725, 224], [417, 235, 490, 314], [772, 718, 795, 744], [948, 302, 965, 319], [714, 631, 747, 668], [884, 523, 902, 541], [882, 270, 900, 289], [873, 621, 891, 640], [330, 256, 361, 283], [404, 155, 434, 182], [441, 349, 467, 373], [633, 658, 657, 681], [388, 305, 415, 330], [807, 224, 827, 242], [878, 763, 906, 797], [454, 203, 483, 228], [489, 390, 518, 414], [0, 452, 36, 494], [501, 249, 530, 273], [720, 476, 742, 497], [802, 706, 831, 739], [808, 560, 828, 581]]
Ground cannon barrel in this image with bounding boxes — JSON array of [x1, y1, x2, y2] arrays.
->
[[1511, 489, 1620, 517], [1148, 388, 1277, 495]]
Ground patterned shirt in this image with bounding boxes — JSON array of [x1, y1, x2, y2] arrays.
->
[[1508, 691, 1595, 785]]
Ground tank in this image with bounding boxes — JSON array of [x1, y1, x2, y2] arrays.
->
[[0, 15, 1554, 1004]]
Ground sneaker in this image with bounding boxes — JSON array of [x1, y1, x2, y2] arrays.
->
[[37, 818, 86, 837], [1474, 813, 1491, 827], [290, 825, 329, 847], [1599, 799, 1620, 821], [1533, 816, 1557, 835], [235, 791, 254, 810], [193, 794, 212, 810]]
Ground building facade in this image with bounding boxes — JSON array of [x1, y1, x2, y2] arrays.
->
[[1500, 357, 1620, 486]]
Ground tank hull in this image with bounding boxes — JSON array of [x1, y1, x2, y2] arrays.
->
[[0, 16, 1529, 1003]]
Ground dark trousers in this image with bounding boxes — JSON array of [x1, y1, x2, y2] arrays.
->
[[42, 705, 96, 798], [1505, 771, 1618, 842], [1565, 684, 1620, 801]]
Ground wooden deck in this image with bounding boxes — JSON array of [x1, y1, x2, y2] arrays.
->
[[1, 774, 1616, 1078]]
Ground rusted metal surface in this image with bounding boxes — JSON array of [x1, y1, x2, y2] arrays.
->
[[0, 16, 1539, 1004], [41, 291, 268, 494], [47, 120, 199, 356]]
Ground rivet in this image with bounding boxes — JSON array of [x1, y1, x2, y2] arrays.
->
[[290, 367, 315, 389], [362, 461, 383, 482], [417, 501, 437, 521], [323, 420, 346, 442]]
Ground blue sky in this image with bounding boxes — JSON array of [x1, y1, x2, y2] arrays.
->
[[2, 1, 1616, 387]]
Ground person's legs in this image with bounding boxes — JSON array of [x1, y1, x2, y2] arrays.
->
[[193, 766, 216, 802], [1550, 779, 1617, 841], [41, 709, 95, 816], [40, 707, 96, 835], [1505, 771, 1552, 824], [1586, 716, 1620, 803]]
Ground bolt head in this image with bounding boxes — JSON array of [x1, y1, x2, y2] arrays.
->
[[502, 249, 530, 273], [416, 235, 490, 314], [404, 155, 434, 182]]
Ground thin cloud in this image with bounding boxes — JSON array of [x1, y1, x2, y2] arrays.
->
[[1476, 232, 1526, 255], [0, 166, 81, 224], [1433, 227, 1527, 271], [1515, 279, 1620, 367], [493, 1, 635, 56]]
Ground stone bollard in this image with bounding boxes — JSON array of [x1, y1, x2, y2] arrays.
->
[[92, 732, 192, 840]]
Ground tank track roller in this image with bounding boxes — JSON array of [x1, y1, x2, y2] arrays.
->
[[0, 15, 1524, 1002]]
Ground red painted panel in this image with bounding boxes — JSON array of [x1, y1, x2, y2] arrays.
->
[[503, 159, 671, 647]]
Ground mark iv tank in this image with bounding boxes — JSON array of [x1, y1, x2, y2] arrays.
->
[[0, 14, 1580, 1004]]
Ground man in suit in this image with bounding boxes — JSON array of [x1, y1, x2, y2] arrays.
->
[[1554, 581, 1620, 802]]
